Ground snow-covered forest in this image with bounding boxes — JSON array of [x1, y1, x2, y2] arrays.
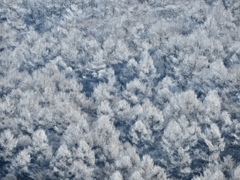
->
[[0, 0, 240, 179]]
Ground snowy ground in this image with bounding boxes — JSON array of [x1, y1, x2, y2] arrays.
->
[[1, 0, 240, 179]]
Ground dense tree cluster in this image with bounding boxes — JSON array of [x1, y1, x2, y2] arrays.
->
[[0, 0, 240, 179]]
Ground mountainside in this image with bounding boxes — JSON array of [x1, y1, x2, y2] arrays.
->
[[0, 0, 240, 179]]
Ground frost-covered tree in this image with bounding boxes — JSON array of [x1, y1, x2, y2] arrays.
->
[[0, 129, 18, 161], [1, 0, 240, 179]]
